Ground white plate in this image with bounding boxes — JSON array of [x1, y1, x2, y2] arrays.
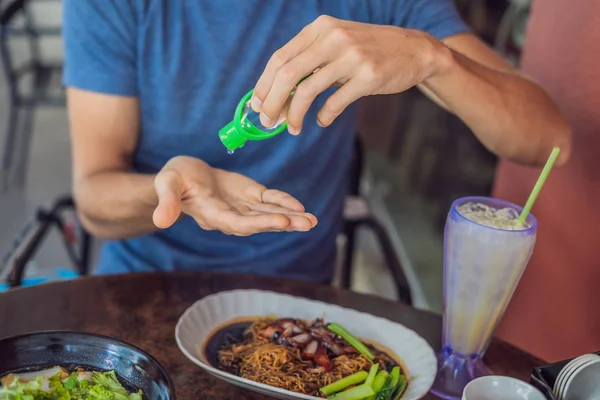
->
[[554, 357, 587, 397], [554, 355, 589, 396], [554, 354, 600, 399], [175, 289, 437, 400], [562, 358, 600, 400]]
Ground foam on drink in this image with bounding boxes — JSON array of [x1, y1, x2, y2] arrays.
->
[[457, 202, 530, 230]]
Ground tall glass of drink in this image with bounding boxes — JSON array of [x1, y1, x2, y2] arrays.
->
[[430, 196, 537, 399]]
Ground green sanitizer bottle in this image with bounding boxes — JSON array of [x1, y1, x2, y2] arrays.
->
[[218, 75, 312, 153], [218, 89, 288, 154]]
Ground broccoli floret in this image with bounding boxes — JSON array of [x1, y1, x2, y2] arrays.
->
[[1, 370, 142, 400], [87, 386, 113, 400], [48, 374, 71, 400], [0, 387, 18, 399], [128, 391, 143, 400], [68, 379, 91, 399], [62, 374, 78, 391], [90, 372, 127, 398], [1, 377, 52, 400]]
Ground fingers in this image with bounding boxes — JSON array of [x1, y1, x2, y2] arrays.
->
[[214, 211, 292, 236], [258, 42, 331, 129], [317, 78, 365, 127], [260, 189, 318, 231], [285, 60, 351, 134], [153, 169, 184, 229], [186, 193, 317, 236], [261, 189, 305, 212], [248, 203, 318, 232], [184, 196, 291, 236], [194, 196, 293, 235], [254, 15, 367, 133], [253, 24, 319, 113]]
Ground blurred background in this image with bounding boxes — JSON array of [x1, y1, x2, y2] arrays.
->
[[0, 0, 531, 312]]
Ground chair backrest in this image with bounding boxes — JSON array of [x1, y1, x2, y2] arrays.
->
[[0, 2, 20, 101], [0, 0, 28, 100], [0, 0, 54, 103], [0, 0, 24, 26]]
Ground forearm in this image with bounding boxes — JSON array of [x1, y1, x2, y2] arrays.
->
[[74, 172, 159, 239], [420, 46, 572, 166]]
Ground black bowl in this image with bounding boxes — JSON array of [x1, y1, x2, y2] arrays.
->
[[0, 331, 175, 399]]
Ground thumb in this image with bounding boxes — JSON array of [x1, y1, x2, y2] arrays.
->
[[153, 169, 184, 229]]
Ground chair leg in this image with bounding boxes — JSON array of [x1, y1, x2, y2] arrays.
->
[[78, 228, 92, 276], [388, 96, 415, 161], [7, 208, 53, 287], [53, 195, 92, 275], [340, 136, 364, 289], [14, 105, 36, 188], [340, 221, 358, 290], [359, 218, 413, 305], [50, 196, 92, 275], [1, 104, 21, 192], [349, 137, 364, 196]]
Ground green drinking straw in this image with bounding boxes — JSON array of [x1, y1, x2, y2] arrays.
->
[[518, 146, 561, 224]]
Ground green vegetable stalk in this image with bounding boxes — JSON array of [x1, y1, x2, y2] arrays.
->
[[329, 383, 375, 400], [372, 371, 389, 392], [389, 367, 400, 389], [365, 370, 389, 400], [327, 323, 375, 360], [320, 371, 368, 396], [391, 375, 408, 400], [364, 364, 379, 387], [375, 376, 394, 400]]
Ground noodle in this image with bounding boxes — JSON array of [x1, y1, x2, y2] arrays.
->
[[217, 318, 396, 396]]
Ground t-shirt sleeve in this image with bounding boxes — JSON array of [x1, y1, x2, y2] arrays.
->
[[62, 0, 138, 96], [377, 0, 471, 40]]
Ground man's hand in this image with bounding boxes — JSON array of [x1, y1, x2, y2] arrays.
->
[[251, 15, 449, 135], [253, 15, 572, 167], [152, 156, 317, 236]]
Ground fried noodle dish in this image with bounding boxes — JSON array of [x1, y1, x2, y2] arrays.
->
[[217, 317, 407, 399]]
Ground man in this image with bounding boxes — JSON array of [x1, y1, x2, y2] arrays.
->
[[63, 0, 570, 282], [495, 0, 600, 362]]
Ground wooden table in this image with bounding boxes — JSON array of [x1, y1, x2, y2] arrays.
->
[[0, 272, 542, 399]]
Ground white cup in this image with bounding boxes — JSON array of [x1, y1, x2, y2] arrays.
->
[[462, 376, 546, 400]]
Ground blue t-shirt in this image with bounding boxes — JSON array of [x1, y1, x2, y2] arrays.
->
[[63, 0, 468, 282]]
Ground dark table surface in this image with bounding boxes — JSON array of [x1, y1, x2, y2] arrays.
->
[[0, 272, 542, 399]]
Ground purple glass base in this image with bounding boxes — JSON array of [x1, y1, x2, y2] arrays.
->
[[429, 347, 492, 399]]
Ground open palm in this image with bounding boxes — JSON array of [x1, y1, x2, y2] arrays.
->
[[152, 156, 317, 236]]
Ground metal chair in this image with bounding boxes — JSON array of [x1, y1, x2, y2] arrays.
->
[[339, 136, 412, 305], [0, 0, 64, 191], [494, 0, 530, 66], [0, 196, 91, 286]]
